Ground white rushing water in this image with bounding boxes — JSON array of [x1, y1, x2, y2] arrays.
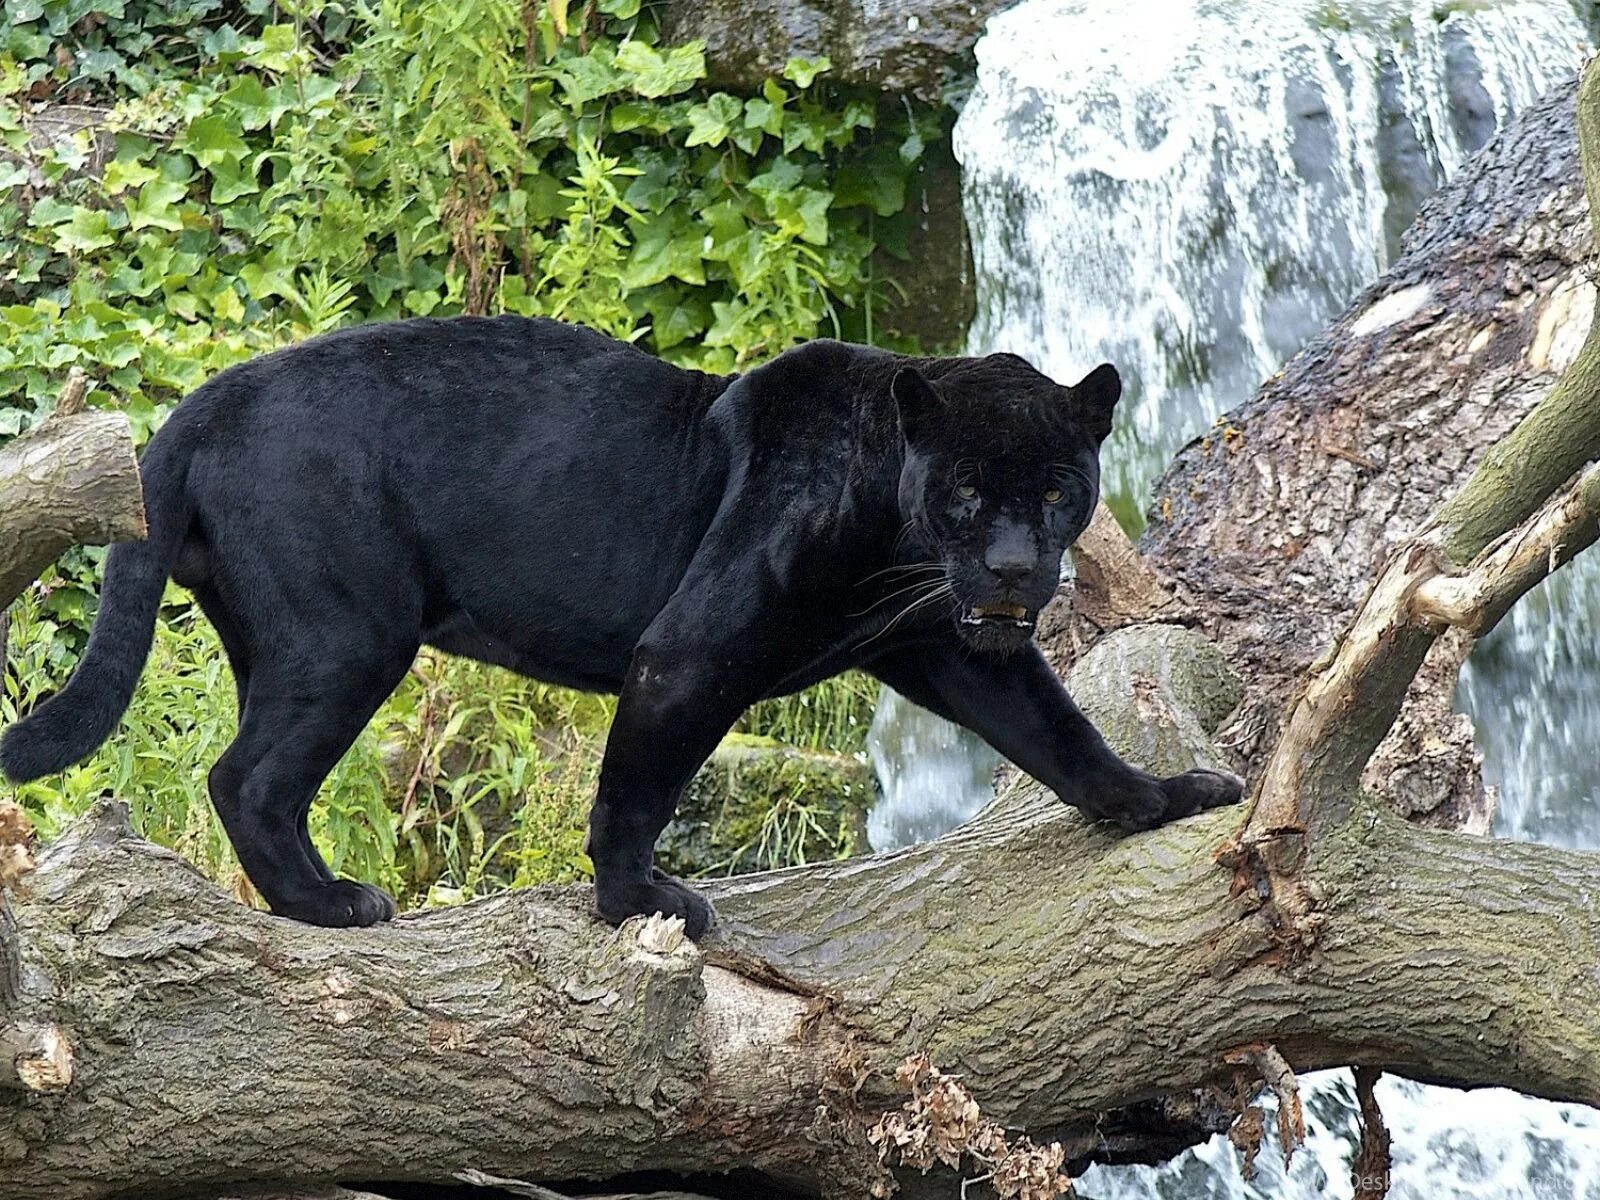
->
[[864, 0, 1599, 1195], [954, 0, 1588, 508]]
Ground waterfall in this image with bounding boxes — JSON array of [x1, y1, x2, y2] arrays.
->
[[954, 0, 1587, 511], [864, 0, 1599, 1194]]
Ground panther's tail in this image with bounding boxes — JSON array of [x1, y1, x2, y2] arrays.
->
[[0, 424, 193, 782]]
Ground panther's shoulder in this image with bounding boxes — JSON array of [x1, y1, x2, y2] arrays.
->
[[724, 340, 899, 419]]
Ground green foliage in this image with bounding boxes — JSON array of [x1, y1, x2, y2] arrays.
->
[[739, 670, 879, 753], [0, 0, 938, 434], [1, 1, 928, 903], [3, 589, 606, 907]]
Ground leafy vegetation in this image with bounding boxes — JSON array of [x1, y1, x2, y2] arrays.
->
[[0, 0, 924, 905]]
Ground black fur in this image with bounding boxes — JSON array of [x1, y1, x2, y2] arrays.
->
[[0, 316, 1242, 935]]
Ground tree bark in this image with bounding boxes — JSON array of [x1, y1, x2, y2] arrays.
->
[[0, 369, 145, 611], [1123, 71, 1597, 831], [6, 755, 1600, 1199]]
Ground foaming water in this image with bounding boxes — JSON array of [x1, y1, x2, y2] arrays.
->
[[864, 0, 1598, 1195], [953, 0, 1586, 510], [1080, 1074, 1600, 1199], [1459, 553, 1600, 851], [866, 688, 999, 851]]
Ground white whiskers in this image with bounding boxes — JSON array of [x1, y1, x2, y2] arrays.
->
[[854, 578, 956, 651]]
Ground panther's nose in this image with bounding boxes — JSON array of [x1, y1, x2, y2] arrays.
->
[[985, 553, 1032, 588]]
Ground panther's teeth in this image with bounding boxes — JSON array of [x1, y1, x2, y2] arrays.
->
[[963, 602, 1032, 626]]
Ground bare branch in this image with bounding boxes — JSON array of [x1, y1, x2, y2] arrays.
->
[[0, 373, 145, 608]]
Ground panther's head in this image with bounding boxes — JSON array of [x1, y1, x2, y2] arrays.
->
[[893, 353, 1121, 658]]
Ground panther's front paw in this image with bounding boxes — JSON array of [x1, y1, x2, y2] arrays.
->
[[595, 872, 717, 940], [1079, 772, 1169, 831], [1158, 767, 1245, 819], [1080, 767, 1244, 831]]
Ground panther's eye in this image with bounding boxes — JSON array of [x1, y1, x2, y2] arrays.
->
[[1043, 488, 1064, 504], [957, 484, 978, 500]]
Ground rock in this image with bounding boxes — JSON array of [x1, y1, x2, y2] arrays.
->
[[659, 0, 1016, 99], [872, 141, 976, 351]]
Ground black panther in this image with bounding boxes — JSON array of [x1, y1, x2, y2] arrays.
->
[[0, 316, 1242, 936]]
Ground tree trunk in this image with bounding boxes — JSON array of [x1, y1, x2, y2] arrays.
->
[[1124, 74, 1594, 831], [5, 751, 1600, 1199], [0, 370, 145, 611]]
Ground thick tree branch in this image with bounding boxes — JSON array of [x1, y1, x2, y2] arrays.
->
[[1413, 460, 1600, 635], [0, 369, 146, 610]]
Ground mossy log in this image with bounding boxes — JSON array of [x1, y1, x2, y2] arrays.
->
[[8, 737, 1600, 1198], [6, 615, 1600, 1199]]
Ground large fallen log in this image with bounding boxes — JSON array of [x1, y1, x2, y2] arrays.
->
[[4, 733, 1599, 1199]]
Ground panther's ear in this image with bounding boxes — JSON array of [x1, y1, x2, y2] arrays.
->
[[892, 366, 943, 444], [1069, 363, 1121, 442]]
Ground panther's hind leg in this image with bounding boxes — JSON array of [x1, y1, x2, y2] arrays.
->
[[195, 585, 337, 886], [208, 652, 413, 927]]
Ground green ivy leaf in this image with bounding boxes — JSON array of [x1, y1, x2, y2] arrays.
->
[[364, 257, 409, 308], [748, 158, 803, 202], [768, 186, 832, 246], [553, 45, 625, 106], [835, 146, 908, 217], [27, 195, 75, 227], [744, 96, 784, 138], [181, 115, 249, 169], [783, 55, 831, 88], [684, 93, 743, 148], [609, 101, 669, 135], [221, 75, 279, 130], [0, 160, 31, 190], [101, 155, 157, 196], [614, 39, 705, 99], [210, 282, 245, 323], [54, 208, 116, 253], [207, 158, 258, 205], [643, 283, 711, 350], [783, 104, 829, 154], [253, 23, 300, 73], [128, 176, 189, 231], [624, 211, 706, 288], [239, 261, 299, 304], [621, 156, 676, 212]]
